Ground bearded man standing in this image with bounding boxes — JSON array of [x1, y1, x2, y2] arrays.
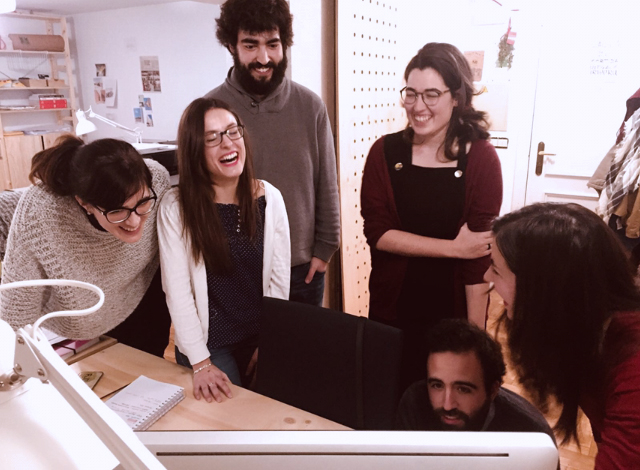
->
[[206, 0, 340, 307]]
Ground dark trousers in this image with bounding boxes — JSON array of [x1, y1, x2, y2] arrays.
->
[[289, 262, 325, 307], [105, 268, 171, 358]]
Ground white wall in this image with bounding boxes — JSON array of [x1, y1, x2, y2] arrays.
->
[[70, 1, 228, 143], [289, 0, 335, 129]]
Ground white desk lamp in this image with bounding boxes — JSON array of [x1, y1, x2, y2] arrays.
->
[[76, 107, 143, 144], [0, 279, 165, 470]]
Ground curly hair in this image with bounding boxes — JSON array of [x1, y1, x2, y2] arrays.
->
[[426, 319, 506, 395], [403, 42, 489, 161], [493, 202, 640, 444], [216, 0, 294, 50]]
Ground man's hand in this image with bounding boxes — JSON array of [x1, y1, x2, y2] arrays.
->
[[304, 256, 328, 284]]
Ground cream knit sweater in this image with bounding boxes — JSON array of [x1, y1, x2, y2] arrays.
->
[[0, 159, 170, 339]]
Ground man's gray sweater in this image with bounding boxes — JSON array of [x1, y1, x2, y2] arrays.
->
[[206, 69, 340, 267]]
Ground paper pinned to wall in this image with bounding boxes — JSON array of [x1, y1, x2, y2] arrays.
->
[[140, 56, 162, 92], [464, 51, 485, 81], [93, 77, 104, 104], [473, 82, 509, 132], [104, 78, 117, 107]]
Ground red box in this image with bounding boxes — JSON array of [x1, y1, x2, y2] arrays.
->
[[38, 98, 67, 109]]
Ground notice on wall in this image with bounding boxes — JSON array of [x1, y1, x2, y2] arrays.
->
[[95, 63, 106, 77], [464, 51, 485, 82], [590, 41, 619, 83], [93, 77, 105, 104], [104, 78, 117, 108], [133, 107, 143, 123], [140, 56, 161, 92]]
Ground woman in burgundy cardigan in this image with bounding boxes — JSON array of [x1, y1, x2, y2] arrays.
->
[[487, 203, 640, 469], [360, 43, 502, 389]]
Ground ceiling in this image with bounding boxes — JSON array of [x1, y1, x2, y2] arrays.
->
[[14, 0, 223, 15]]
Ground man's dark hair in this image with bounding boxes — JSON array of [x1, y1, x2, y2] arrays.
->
[[426, 319, 506, 394], [216, 0, 294, 50]]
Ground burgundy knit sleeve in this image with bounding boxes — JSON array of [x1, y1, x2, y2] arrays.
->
[[595, 350, 640, 469], [460, 140, 503, 285], [361, 136, 401, 249]]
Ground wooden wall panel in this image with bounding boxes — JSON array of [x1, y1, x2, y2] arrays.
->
[[336, 0, 405, 316]]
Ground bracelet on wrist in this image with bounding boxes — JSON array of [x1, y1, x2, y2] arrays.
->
[[193, 363, 213, 374]]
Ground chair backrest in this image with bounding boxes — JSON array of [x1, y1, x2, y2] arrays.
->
[[257, 297, 403, 430]]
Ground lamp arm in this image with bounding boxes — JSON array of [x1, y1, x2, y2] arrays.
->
[[1, 279, 165, 470], [85, 107, 142, 143]]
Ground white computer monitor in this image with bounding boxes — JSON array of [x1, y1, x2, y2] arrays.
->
[[138, 430, 558, 470]]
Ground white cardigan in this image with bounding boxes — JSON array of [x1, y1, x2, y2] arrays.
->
[[157, 181, 291, 364]]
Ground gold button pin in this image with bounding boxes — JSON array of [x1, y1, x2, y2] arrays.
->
[[395, 162, 403, 171]]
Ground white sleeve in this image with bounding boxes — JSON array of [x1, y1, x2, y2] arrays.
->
[[265, 187, 291, 300], [157, 192, 210, 364]]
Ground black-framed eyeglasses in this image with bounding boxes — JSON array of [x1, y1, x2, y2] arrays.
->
[[97, 187, 157, 224], [400, 87, 451, 106], [204, 125, 245, 148]]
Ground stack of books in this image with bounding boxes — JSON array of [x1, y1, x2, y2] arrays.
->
[[42, 328, 100, 361]]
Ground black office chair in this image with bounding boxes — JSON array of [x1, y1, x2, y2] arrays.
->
[[256, 297, 403, 430]]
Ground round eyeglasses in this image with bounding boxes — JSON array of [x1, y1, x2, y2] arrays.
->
[[400, 87, 450, 107], [204, 125, 245, 148], [97, 188, 157, 223]]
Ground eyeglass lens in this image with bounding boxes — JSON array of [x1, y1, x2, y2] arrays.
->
[[205, 125, 244, 147], [106, 197, 157, 223], [401, 89, 442, 106]]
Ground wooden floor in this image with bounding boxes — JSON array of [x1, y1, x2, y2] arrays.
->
[[487, 292, 597, 470], [164, 292, 597, 469]]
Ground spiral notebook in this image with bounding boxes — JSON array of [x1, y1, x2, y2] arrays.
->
[[105, 375, 185, 431]]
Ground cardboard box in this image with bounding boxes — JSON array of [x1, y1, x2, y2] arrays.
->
[[19, 78, 48, 88], [9, 34, 65, 52], [47, 79, 66, 87]]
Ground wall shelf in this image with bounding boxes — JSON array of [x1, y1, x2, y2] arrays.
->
[[0, 10, 78, 190], [0, 108, 72, 114], [0, 86, 70, 91]]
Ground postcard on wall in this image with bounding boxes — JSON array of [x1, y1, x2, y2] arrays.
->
[[146, 113, 154, 127], [134, 108, 143, 123], [104, 78, 117, 108], [143, 97, 152, 111], [464, 51, 484, 82], [95, 63, 106, 77], [93, 77, 105, 104], [140, 56, 161, 92], [138, 94, 145, 107]]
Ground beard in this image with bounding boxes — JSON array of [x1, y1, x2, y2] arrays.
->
[[233, 51, 288, 97], [433, 399, 492, 431]]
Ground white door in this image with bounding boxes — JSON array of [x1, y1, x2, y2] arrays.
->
[[521, 1, 640, 209]]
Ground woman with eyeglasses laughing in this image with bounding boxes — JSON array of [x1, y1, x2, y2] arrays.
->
[[157, 98, 290, 403], [0, 135, 171, 357], [360, 43, 503, 391]]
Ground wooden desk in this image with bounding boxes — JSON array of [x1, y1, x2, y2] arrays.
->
[[71, 343, 349, 431]]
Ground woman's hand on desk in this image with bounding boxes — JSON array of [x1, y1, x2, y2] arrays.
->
[[192, 360, 233, 403]]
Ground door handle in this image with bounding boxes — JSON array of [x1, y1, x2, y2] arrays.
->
[[535, 142, 556, 175]]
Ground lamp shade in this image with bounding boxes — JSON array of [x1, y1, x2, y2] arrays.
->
[[75, 109, 98, 136]]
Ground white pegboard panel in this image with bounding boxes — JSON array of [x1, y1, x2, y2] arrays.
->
[[336, 0, 405, 316]]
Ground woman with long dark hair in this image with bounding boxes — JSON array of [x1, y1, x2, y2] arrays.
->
[[0, 135, 171, 356], [486, 203, 640, 468], [361, 42, 503, 389], [157, 98, 290, 402]]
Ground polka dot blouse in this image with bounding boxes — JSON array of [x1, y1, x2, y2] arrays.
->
[[206, 196, 266, 350]]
